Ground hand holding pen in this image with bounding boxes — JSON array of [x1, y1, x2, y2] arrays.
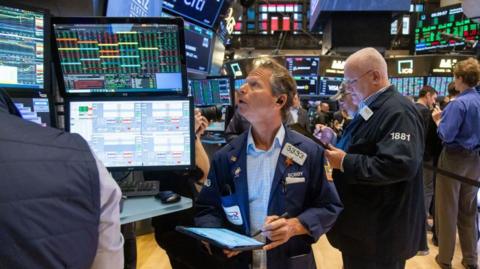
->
[[254, 212, 310, 251]]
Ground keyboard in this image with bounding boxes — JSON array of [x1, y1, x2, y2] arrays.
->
[[119, 180, 160, 197]]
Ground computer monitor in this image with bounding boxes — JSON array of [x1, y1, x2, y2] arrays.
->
[[161, 12, 215, 75], [426, 76, 453, 97], [66, 97, 194, 171], [285, 56, 320, 77], [12, 97, 51, 127], [162, 0, 225, 28], [52, 17, 187, 96], [319, 76, 343, 96], [389, 77, 425, 96], [105, 0, 163, 17], [184, 20, 214, 74], [189, 77, 233, 106], [0, 3, 50, 93], [294, 76, 319, 96]]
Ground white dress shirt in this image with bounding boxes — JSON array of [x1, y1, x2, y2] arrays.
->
[[90, 153, 124, 269]]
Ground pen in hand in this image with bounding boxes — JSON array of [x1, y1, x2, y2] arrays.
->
[[251, 212, 289, 237]]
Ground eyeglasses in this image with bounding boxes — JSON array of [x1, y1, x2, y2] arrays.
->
[[343, 69, 375, 86]]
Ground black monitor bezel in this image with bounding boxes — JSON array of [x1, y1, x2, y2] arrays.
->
[[183, 19, 215, 75], [191, 75, 234, 107], [51, 16, 188, 98], [64, 95, 195, 172], [0, 2, 51, 95]]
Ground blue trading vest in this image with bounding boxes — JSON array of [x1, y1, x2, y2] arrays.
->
[[0, 112, 101, 269]]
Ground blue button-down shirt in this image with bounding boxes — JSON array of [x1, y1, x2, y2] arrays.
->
[[438, 88, 480, 151], [246, 125, 285, 269]]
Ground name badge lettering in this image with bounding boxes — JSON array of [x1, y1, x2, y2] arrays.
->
[[285, 177, 305, 184]]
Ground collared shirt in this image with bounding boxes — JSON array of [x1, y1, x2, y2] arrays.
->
[[91, 153, 125, 269], [289, 107, 299, 123], [246, 125, 285, 269], [358, 85, 390, 111], [438, 88, 480, 151]]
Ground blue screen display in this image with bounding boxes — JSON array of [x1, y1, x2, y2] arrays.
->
[[162, 0, 224, 28], [106, 0, 163, 17]]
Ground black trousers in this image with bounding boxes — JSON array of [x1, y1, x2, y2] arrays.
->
[[342, 254, 405, 269]]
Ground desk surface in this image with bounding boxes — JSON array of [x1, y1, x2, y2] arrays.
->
[[120, 196, 192, 225]]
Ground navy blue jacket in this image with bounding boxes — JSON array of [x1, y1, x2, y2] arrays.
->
[[0, 95, 100, 269], [195, 127, 343, 269], [327, 87, 426, 262]]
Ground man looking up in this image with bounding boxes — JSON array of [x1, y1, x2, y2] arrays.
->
[[195, 58, 342, 269]]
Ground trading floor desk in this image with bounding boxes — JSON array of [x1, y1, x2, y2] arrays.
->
[[120, 196, 192, 269], [120, 196, 192, 224]]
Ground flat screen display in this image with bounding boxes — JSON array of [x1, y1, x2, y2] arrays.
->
[[319, 76, 343, 96], [67, 98, 194, 170], [389, 77, 424, 96], [426, 76, 453, 96], [294, 76, 318, 96], [285, 56, 320, 77], [184, 20, 214, 74], [106, 0, 163, 17], [415, 5, 480, 52], [0, 4, 48, 91], [162, 0, 225, 28], [188, 77, 232, 106], [52, 17, 187, 96]]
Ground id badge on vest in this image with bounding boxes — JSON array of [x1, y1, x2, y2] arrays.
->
[[221, 194, 243, 226]]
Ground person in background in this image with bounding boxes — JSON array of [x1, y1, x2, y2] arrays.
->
[[195, 57, 342, 269], [432, 58, 480, 269], [440, 82, 460, 110], [145, 110, 220, 269], [285, 93, 309, 131], [330, 82, 360, 138], [314, 102, 333, 127], [414, 85, 442, 252], [325, 48, 426, 269], [0, 89, 124, 269]]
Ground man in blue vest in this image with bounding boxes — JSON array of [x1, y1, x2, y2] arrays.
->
[[0, 89, 124, 269], [195, 58, 342, 269]]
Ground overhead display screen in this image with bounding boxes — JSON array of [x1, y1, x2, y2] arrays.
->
[[162, 0, 224, 28], [318, 76, 342, 96], [389, 77, 424, 96], [285, 56, 320, 77], [415, 5, 480, 52], [184, 20, 214, 74], [106, 0, 163, 17]]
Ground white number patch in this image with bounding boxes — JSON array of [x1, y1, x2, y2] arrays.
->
[[390, 132, 411, 141], [281, 143, 307, 166]]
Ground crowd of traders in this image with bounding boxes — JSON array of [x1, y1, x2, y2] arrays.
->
[[1, 48, 479, 269]]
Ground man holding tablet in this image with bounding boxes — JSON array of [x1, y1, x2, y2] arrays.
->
[[195, 58, 343, 269]]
